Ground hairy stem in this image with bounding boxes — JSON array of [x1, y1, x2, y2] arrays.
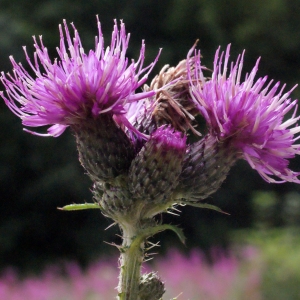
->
[[118, 225, 144, 300], [116, 222, 185, 299]]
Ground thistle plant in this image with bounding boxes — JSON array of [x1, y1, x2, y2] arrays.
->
[[1, 17, 300, 300]]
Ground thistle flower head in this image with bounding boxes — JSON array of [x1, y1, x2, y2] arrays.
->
[[189, 44, 300, 183], [144, 58, 201, 134], [1, 17, 159, 137], [129, 125, 187, 210]]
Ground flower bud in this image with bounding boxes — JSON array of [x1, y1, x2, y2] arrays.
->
[[174, 134, 238, 202], [129, 126, 187, 204], [138, 272, 165, 300], [92, 177, 134, 219]]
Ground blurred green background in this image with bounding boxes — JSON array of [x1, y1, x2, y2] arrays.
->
[[1, 0, 300, 287]]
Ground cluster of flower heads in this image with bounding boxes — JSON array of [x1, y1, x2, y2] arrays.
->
[[2, 17, 300, 210]]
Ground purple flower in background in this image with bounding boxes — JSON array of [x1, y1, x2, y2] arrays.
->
[[189, 44, 300, 183], [1, 17, 159, 137]]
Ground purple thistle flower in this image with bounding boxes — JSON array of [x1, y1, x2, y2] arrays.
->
[[1, 17, 159, 137], [128, 125, 187, 205], [189, 44, 300, 183]]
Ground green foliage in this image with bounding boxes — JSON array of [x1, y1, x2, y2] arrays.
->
[[252, 190, 300, 228], [235, 228, 300, 300]]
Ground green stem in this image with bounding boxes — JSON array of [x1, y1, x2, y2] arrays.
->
[[117, 223, 185, 300], [118, 225, 144, 300]]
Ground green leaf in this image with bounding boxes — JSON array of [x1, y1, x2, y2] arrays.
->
[[136, 224, 186, 245], [58, 203, 101, 211], [157, 224, 186, 245], [186, 202, 230, 215]]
